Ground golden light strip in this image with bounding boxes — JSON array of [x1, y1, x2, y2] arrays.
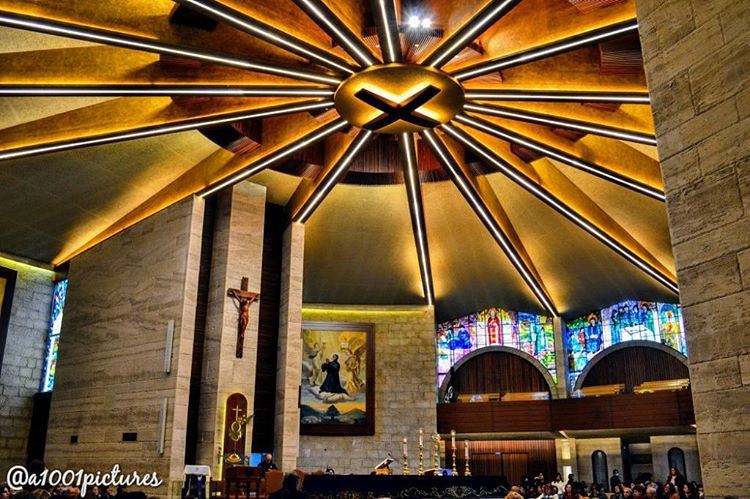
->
[[293, 0, 378, 67], [0, 85, 334, 97], [294, 129, 374, 223], [464, 89, 651, 103], [399, 132, 434, 306], [457, 113, 665, 200], [464, 102, 657, 146], [454, 19, 639, 81], [200, 118, 349, 197], [422, 129, 558, 315], [178, 0, 355, 74], [423, 0, 520, 68], [377, 0, 400, 63], [0, 11, 340, 85], [0, 100, 333, 161], [441, 122, 679, 294]]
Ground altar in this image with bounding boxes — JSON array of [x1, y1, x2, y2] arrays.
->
[[302, 474, 509, 499]]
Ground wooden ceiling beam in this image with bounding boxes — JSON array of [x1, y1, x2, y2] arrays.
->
[[0, 98, 333, 161], [422, 128, 558, 316], [456, 113, 664, 200], [399, 133, 435, 305], [443, 120, 678, 294], [453, 18, 639, 81]]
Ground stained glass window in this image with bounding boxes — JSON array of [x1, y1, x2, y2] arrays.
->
[[565, 300, 686, 388], [436, 307, 557, 388], [41, 279, 67, 392]]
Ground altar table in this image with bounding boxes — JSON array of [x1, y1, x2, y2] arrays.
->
[[302, 474, 509, 499]]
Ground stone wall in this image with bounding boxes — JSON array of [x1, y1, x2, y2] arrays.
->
[[298, 305, 436, 474], [650, 435, 702, 485], [44, 197, 204, 496], [0, 258, 54, 474], [574, 437, 623, 489], [637, 0, 750, 496]]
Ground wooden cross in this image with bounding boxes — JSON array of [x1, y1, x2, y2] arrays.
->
[[227, 277, 259, 358]]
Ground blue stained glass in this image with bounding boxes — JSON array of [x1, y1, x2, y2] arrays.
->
[[436, 307, 557, 388], [41, 279, 67, 392]]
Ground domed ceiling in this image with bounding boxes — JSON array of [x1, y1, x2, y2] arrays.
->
[[0, 0, 677, 321]]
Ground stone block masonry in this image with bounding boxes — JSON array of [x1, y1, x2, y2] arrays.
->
[[44, 196, 205, 497], [0, 258, 54, 475], [298, 305, 436, 474], [637, 0, 750, 496]]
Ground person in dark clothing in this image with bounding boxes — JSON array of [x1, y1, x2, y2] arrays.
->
[[665, 468, 686, 491], [611, 470, 622, 492], [260, 453, 279, 473], [320, 355, 347, 394], [268, 474, 304, 499]]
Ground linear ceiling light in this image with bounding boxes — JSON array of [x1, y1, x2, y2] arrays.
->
[[441, 122, 678, 294], [293, 0, 378, 67], [464, 89, 651, 103], [200, 118, 349, 197], [0, 100, 333, 161], [0, 85, 335, 97], [399, 132, 435, 306], [375, 0, 402, 63], [454, 19, 639, 80], [0, 11, 340, 85], [293, 129, 374, 223], [423, 0, 521, 68], [457, 113, 665, 200], [422, 129, 558, 315], [464, 102, 657, 145], [177, 0, 356, 74]]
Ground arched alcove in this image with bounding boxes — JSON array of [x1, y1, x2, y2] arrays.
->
[[575, 341, 689, 392], [439, 346, 556, 399]]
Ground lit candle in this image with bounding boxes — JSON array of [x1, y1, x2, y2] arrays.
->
[[403, 436, 408, 455], [419, 428, 424, 447], [465, 440, 469, 459], [451, 429, 456, 450]]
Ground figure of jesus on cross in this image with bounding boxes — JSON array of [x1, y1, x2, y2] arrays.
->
[[227, 277, 259, 358]]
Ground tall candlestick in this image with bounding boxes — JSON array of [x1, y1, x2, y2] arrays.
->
[[432, 433, 440, 470], [464, 440, 472, 476], [418, 429, 424, 475], [450, 430, 457, 476], [402, 437, 409, 475]]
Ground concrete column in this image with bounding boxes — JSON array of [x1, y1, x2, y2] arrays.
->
[[196, 182, 266, 476], [274, 222, 305, 471], [552, 316, 569, 398], [637, 1, 749, 496]]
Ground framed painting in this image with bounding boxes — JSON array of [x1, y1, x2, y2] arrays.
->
[[0, 265, 18, 376], [300, 321, 374, 435]]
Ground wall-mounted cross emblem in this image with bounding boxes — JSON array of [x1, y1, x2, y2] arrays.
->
[[355, 84, 441, 131]]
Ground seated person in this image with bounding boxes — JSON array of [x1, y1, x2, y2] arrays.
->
[[260, 453, 279, 474], [268, 474, 304, 499]]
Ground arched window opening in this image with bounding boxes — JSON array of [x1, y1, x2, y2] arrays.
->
[[591, 450, 609, 489], [668, 447, 686, 479]]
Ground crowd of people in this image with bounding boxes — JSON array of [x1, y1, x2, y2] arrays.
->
[[505, 468, 703, 499]]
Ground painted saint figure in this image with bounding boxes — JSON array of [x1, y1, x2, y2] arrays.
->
[[320, 354, 348, 394], [486, 308, 502, 345], [308, 342, 324, 386]]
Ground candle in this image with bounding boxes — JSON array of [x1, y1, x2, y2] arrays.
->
[[403, 436, 408, 455], [419, 428, 424, 447], [464, 440, 469, 459], [451, 429, 456, 450]]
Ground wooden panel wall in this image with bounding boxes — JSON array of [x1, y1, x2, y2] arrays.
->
[[581, 346, 689, 392], [446, 440, 557, 483], [451, 351, 551, 395], [251, 203, 284, 453], [437, 390, 695, 434]]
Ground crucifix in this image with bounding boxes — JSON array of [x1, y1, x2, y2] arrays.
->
[[227, 277, 259, 358]]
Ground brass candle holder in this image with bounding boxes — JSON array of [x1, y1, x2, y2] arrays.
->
[[450, 430, 457, 476], [432, 433, 441, 470], [402, 437, 409, 475], [464, 440, 472, 476], [418, 429, 424, 475]]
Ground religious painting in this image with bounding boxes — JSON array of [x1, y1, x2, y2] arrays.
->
[[300, 321, 374, 435], [0, 266, 17, 377]]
